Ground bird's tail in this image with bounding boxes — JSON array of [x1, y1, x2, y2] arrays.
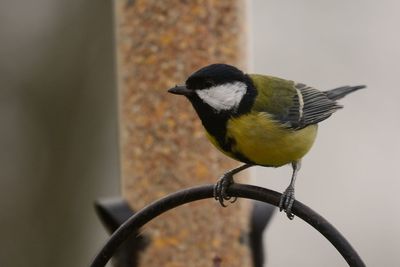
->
[[324, 85, 366, 101]]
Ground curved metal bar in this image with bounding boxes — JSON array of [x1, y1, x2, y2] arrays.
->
[[89, 184, 365, 267]]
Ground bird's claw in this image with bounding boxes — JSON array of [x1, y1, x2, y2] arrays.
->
[[279, 186, 295, 220], [213, 173, 236, 207]]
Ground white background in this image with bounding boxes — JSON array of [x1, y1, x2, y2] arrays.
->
[[250, 1, 400, 266]]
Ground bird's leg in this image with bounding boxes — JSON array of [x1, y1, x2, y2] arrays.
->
[[279, 160, 301, 220], [214, 163, 253, 207]]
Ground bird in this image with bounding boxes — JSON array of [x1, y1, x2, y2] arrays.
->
[[168, 63, 365, 219]]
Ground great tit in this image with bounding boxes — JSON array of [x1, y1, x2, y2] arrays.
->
[[168, 63, 365, 219]]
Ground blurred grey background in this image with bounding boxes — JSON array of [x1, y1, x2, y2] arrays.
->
[[251, 0, 400, 266], [0, 1, 119, 267], [1, 0, 399, 267]]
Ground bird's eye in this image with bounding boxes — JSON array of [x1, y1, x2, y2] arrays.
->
[[204, 80, 215, 87]]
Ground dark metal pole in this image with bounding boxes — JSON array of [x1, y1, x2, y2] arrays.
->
[[89, 184, 365, 267]]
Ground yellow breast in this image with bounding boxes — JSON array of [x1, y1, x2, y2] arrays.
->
[[224, 112, 318, 166]]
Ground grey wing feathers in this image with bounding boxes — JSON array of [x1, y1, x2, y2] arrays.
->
[[285, 83, 342, 130]]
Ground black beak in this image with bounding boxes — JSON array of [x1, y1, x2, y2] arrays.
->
[[167, 85, 192, 96]]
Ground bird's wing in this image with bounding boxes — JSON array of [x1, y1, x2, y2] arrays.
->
[[285, 83, 342, 129], [249, 74, 341, 130]]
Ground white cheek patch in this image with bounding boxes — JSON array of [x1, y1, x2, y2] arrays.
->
[[195, 81, 247, 112]]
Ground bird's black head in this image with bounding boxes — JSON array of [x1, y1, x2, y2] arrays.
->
[[168, 64, 254, 114], [185, 63, 246, 90], [168, 64, 257, 154]]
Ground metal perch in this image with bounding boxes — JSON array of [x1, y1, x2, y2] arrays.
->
[[89, 184, 365, 267]]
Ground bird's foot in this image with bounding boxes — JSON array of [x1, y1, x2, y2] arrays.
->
[[213, 172, 237, 207], [279, 186, 295, 220]]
